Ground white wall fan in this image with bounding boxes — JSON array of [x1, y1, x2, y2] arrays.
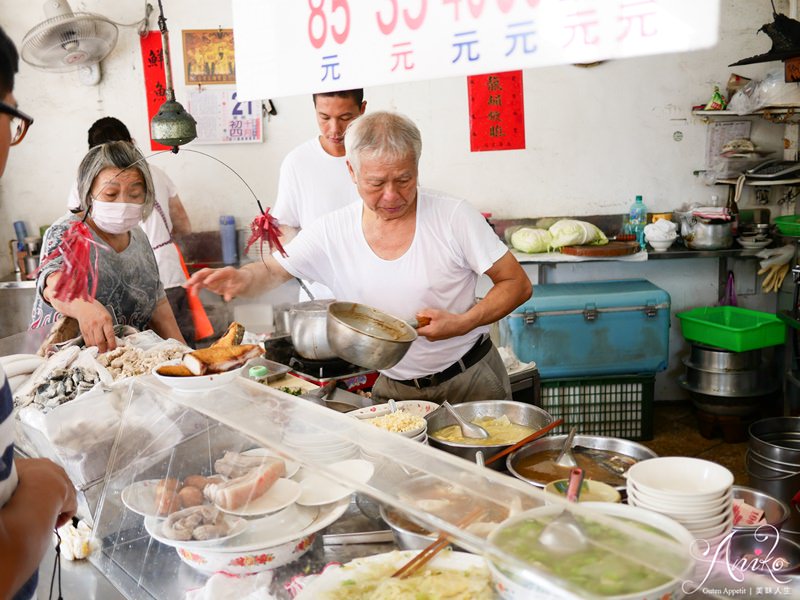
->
[[21, 1, 123, 85]]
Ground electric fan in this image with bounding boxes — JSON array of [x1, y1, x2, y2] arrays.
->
[[21, 0, 119, 84]]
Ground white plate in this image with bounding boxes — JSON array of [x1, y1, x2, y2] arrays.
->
[[208, 497, 348, 553], [295, 550, 489, 599], [144, 512, 248, 548], [152, 359, 245, 392], [241, 447, 300, 479], [121, 479, 166, 518], [215, 477, 301, 517], [295, 459, 374, 507], [211, 503, 319, 552], [736, 238, 772, 249]]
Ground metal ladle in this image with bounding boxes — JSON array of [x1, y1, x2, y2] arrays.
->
[[441, 400, 489, 439], [538, 467, 588, 554], [555, 426, 578, 468]]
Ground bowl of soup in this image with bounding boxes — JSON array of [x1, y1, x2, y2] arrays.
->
[[486, 502, 695, 599], [425, 401, 554, 470], [506, 434, 658, 491]]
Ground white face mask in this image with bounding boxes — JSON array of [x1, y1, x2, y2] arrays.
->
[[91, 201, 144, 234]]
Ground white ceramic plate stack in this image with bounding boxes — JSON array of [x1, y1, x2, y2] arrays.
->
[[283, 425, 359, 465], [626, 457, 734, 542]]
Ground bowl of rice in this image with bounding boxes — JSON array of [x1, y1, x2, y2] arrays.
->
[[350, 400, 438, 439]]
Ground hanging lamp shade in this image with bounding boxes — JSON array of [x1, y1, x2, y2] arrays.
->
[[150, 0, 196, 149], [151, 96, 196, 147]]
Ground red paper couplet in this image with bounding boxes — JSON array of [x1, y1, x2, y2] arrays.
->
[[140, 31, 171, 152], [468, 70, 526, 152]]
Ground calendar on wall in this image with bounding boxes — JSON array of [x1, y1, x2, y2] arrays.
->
[[186, 88, 263, 145]]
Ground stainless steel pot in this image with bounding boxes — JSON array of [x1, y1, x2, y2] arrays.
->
[[689, 344, 762, 372], [681, 219, 733, 250], [425, 400, 553, 471], [289, 300, 337, 360], [506, 434, 657, 491], [681, 359, 777, 397], [327, 301, 417, 370]]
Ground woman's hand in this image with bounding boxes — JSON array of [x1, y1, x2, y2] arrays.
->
[[185, 266, 254, 302], [73, 300, 117, 353]]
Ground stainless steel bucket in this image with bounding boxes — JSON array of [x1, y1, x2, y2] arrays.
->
[[747, 418, 800, 519], [688, 344, 762, 372]]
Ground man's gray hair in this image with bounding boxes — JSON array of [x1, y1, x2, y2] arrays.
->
[[75, 141, 155, 218], [345, 111, 422, 174]]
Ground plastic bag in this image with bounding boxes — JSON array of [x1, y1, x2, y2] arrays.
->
[[717, 271, 738, 306]]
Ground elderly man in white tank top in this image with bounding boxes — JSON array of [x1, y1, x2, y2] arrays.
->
[[186, 111, 532, 403]]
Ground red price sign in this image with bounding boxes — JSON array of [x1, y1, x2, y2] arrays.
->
[[375, 0, 428, 35], [308, 0, 351, 49], [442, 0, 539, 20]]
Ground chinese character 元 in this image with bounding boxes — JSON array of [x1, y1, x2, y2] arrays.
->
[[390, 42, 415, 71], [452, 30, 481, 63], [321, 54, 341, 81], [563, 10, 599, 47], [618, 0, 657, 41], [505, 20, 537, 56]]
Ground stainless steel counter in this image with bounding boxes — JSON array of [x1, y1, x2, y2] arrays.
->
[[0, 271, 36, 289]]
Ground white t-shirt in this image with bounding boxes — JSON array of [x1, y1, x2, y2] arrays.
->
[[67, 164, 186, 289], [271, 137, 358, 300], [275, 188, 509, 380]]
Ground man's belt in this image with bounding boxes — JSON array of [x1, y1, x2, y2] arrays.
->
[[393, 334, 493, 389]]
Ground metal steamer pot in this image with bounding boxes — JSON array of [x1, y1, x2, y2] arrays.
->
[[289, 300, 337, 360]]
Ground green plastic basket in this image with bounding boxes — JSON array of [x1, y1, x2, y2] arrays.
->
[[774, 215, 800, 237], [675, 306, 786, 352]]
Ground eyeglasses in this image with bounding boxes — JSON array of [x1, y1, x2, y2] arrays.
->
[[0, 100, 34, 146]]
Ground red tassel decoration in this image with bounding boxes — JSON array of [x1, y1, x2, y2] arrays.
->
[[244, 208, 287, 259], [36, 221, 107, 303]]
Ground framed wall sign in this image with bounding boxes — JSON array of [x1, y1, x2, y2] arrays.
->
[[183, 29, 237, 85]]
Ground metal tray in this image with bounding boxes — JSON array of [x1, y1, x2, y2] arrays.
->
[[240, 357, 291, 383]]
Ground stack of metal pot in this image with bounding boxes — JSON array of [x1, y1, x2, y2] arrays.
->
[[679, 343, 778, 416]]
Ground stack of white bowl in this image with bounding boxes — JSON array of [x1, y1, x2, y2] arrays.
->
[[350, 401, 437, 461], [626, 457, 734, 542], [283, 427, 359, 465]]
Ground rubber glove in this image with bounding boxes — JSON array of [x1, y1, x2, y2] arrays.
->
[[756, 244, 794, 293]]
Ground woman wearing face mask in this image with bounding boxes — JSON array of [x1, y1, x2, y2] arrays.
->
[[30, 141, 185, 352]]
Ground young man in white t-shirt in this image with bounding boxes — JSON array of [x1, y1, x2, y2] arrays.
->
[[0, 26, 77, 600], [271, 89, 365, 300], [187, 111, 532, 403]]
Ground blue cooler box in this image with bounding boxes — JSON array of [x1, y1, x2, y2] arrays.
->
[[505, 279, 670, 378]]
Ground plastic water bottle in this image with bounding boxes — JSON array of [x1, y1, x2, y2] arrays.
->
[[219, 215, 238, 265], [628, 195, 648, 249]]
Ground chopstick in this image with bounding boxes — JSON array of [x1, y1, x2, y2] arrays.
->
[[484, 417, 564, 466], [391, 508, 485, 579]]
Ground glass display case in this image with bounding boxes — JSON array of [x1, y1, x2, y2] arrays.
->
[[86, 375, 777, 599]]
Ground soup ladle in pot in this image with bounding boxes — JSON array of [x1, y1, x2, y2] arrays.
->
[[441, 400, 489, 439], [538, 467, 588, 555], [555, 426, 579, 468]]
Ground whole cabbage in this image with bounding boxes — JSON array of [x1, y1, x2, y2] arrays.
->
[[510, 227, 552, 254], [548, 220, 608, 249]]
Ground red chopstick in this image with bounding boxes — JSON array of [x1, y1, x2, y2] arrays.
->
[[484, 417, 564, 466]]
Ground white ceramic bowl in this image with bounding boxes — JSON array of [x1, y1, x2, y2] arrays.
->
[[174, 498, 348, 575], [349, 400, 440, 419], [626, 457, 733, 500], [647, 238, 676, 252], [627, 495, 731, 522], [686, 513, 733, 540], [627, 481, 732, 511], [486, 502, 695, 600]]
